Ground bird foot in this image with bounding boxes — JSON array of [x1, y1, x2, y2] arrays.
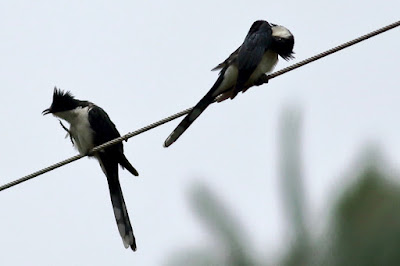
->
[[254, 74, 269, 86], [59, 120, 74, 145]]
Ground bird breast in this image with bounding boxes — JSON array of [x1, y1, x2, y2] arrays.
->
[[57, 106, 95, 155], [248, 50, 278, 85]]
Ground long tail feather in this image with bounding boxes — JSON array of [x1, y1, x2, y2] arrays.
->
[[164, 95, 213, 147], [99, 154, 137, 251], [119, 154, 139, 176], [107, 176, 136, 251], [164, 67, 230, 147]]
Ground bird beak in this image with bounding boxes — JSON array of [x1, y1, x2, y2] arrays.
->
[[42, 108, 51, 115]]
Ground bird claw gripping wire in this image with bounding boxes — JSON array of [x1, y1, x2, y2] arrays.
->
[[253, 74, 269, 86]]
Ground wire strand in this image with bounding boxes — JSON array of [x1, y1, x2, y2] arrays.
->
[[265, 20, 400, 81], [1, 20, 399, 192]]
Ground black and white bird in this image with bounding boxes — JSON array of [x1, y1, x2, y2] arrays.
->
[[43, 88, 139, 251], [164, 20, 294, 147]]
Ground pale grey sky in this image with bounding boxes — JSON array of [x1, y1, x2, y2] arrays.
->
[[0, 1, 399, 265]]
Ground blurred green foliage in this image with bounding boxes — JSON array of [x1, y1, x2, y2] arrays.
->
[[165, 108, 400, 266], [330, 164, 400, 266]]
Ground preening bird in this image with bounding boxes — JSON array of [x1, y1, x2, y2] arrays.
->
[[43, 88, 139, 251], [164, 20, 295, 147]]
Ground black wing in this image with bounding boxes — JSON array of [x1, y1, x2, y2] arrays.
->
[[88, 105, 121, 147], [233, 21, 273, 97], [211, 46, 240, 71], [89, 105, 138, 176]]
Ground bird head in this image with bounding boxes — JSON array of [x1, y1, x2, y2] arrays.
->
[[271, 24, 295, 60], [42, 87, 78, 115]]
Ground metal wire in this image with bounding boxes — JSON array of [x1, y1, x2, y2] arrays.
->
[[0, 107, 194, 191], [265, 20, 400, 81], [1, 20, 399, 192]]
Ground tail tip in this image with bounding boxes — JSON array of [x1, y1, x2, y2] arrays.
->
[[131, 167, 139, 176], [124, 242, 137, 252], [122, 234, 137, 251], [164, 127, 186, 148], [124, 166, 139, 177], [164, 137, 173, 148]]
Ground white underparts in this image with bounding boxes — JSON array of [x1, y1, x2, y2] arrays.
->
[[53, 106, 95, 155], [212, 51, 278, 97], [247, 50, 278, 85], [212, 64, 238, 97]]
